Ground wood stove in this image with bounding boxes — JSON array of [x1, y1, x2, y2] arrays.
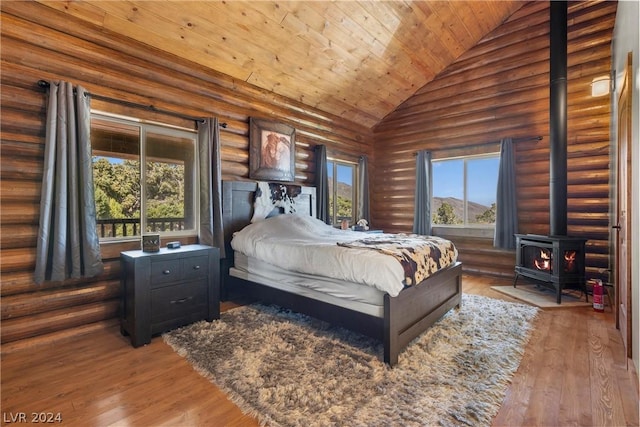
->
[[512, 3, 588, 304], [514, 234, 587, 303]]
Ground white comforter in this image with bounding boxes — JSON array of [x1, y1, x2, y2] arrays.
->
[[231, 214, 450, 297]]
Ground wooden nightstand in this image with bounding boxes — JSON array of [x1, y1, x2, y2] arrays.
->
[[120, 244, 220, 347]]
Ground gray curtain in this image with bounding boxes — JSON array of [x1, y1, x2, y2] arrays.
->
[[413, 150, 432, 235], [34, 81, 103, 284], [494, 138, 518, 249], [315, 145, 330, 223], [357, 155, 370, 222], [198, 118, 225, 258]]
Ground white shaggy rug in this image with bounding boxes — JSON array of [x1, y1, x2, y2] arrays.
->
[[164, 294, 538, 427]]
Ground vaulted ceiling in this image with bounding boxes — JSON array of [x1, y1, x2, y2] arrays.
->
[[37, 1, 524, 128]]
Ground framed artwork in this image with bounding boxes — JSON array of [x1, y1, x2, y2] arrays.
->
[[142, 234, 160, 252], [249, 117, 296, 182]]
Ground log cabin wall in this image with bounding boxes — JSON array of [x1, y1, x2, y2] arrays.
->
[[372, 1, 616, 281], [0, 2, 372, 346]]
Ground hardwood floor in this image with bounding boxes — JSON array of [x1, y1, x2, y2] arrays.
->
[[1, 275, 638, 426]]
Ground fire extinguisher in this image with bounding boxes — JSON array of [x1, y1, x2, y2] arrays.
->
[[592, 279, 604, 312]]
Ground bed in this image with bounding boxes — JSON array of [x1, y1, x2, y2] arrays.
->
[[221, 180, 462, 366]]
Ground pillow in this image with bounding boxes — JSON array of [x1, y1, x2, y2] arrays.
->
[[251, 182, 275, 223], [250, 182, 302, 223]]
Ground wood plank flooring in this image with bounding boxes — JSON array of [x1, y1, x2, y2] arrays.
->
[[2, 276, 638, 426]]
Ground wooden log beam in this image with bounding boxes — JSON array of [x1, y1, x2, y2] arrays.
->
[[1, 280, 121, 320], [0, 300, 119, 343], [0, 260, 120, 297]]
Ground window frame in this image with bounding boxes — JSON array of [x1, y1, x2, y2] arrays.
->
[[431, 152, 499, 233], [91, 111, 199, 242], [326, 157, 359, 227]]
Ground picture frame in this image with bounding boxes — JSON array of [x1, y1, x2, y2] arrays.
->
[[142, 234, 160, 252], [249, 117, 296, 182]]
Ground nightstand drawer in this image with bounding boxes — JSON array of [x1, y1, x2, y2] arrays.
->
[[150, 280, 207, 323], [182, 255, 209, 281], [150, 259, 181, 286]]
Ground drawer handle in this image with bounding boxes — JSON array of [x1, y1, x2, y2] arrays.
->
[[193, 265, 200, 270], [171, 296, 193, 304], [163, 270, 171, 275]]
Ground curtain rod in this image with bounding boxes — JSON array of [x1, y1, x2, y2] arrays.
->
[[415, 135, 542, 155], [37, 80, 227, 128]]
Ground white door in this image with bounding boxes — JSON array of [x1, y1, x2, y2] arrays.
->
[[615, 53, 633, 360]]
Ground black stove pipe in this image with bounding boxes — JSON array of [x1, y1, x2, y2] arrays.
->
[[549, 1, 568, 237]]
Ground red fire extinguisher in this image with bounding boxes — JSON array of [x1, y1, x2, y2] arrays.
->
[[592, 279, 604, 312]]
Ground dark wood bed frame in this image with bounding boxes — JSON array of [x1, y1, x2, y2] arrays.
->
[[221, 180, 463, 366]]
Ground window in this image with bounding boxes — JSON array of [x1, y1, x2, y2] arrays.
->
[[431, 154, 499, 227], [327, 159, 357, 226], [91, 113, 198, 240]]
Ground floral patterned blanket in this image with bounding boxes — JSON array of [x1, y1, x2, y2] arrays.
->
[[337, 234, 458, 286]]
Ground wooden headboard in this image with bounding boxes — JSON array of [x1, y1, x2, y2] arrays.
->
[[221, 180, 317, 257]]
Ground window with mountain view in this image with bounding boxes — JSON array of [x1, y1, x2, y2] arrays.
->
[[327, 159, 357, 226], [91, 114, 197, 240], [431, 154, 499, 227]]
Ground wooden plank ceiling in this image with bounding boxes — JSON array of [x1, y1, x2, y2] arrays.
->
[[37, 1, 523, 128]]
